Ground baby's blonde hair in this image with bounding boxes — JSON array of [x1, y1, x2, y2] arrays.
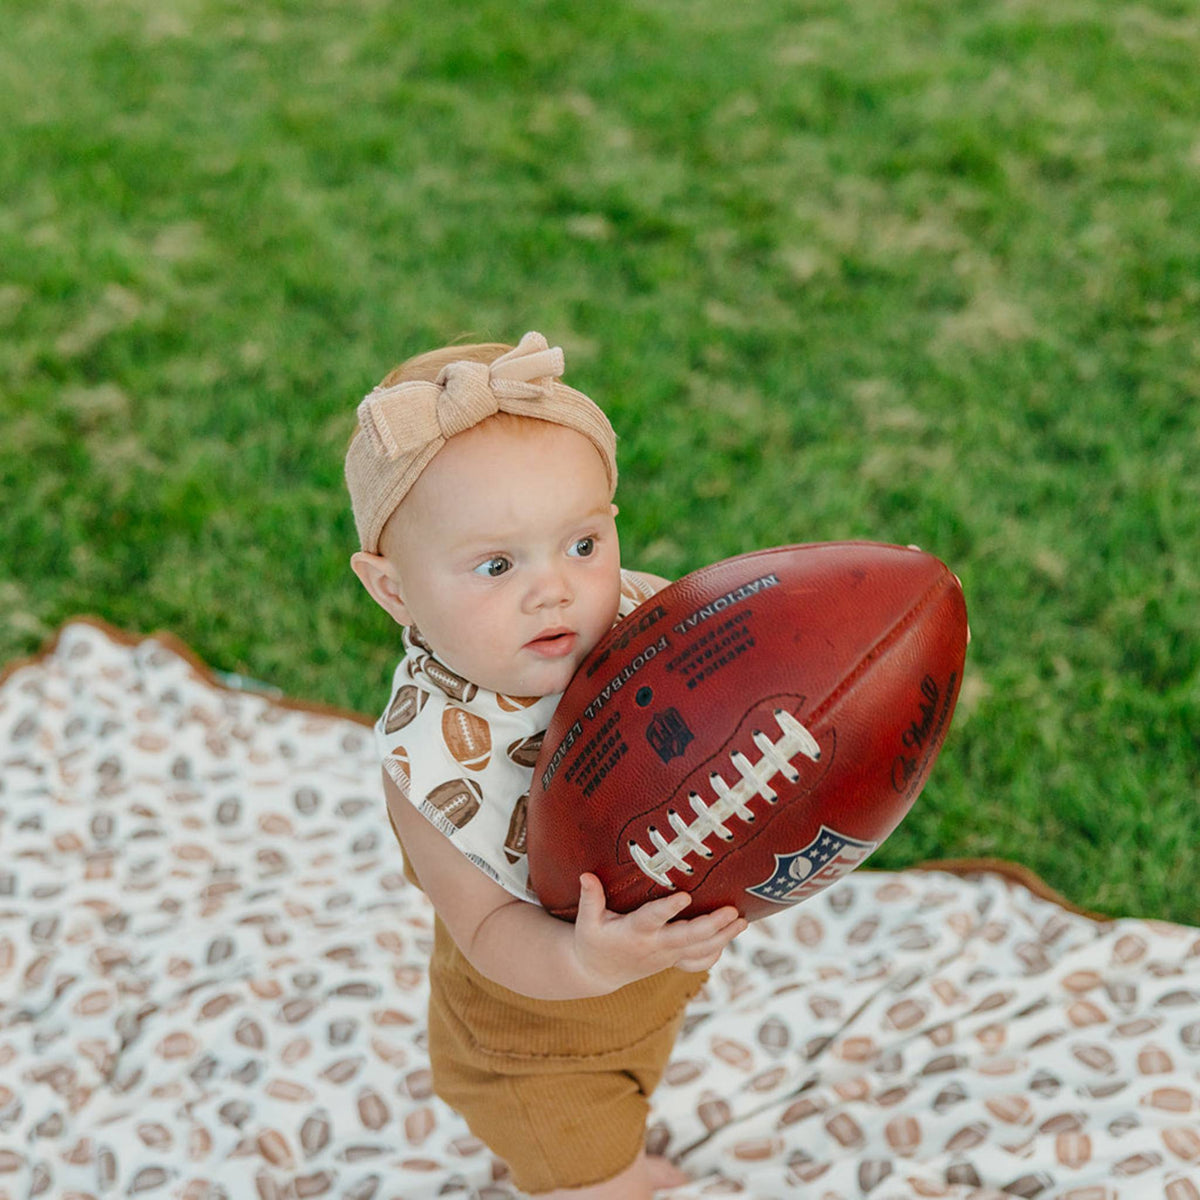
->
[[349, 342, 513, 454], [379, 341, 514, 389]]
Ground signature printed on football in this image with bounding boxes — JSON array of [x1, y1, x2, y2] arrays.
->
[[892, 673, 959, 796]]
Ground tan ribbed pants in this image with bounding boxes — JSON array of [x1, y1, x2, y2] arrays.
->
[[426, 915, 705, 1193]]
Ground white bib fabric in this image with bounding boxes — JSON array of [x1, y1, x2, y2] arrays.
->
[[374, 570, 661, 903]]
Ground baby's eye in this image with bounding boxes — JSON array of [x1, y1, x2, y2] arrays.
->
[[473, 556, 512, 578], [569, 537, 596, 559]]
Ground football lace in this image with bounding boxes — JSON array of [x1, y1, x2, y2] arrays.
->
[[628, 709, 821, 888]]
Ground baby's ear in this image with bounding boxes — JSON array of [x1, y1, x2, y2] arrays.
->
[[350, 552, 413, 627]]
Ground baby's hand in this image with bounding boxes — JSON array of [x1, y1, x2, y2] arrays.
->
[[572, 873, 747, 994]]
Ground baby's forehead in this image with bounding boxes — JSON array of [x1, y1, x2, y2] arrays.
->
[[432, 418, 609, 491], [381, 420, 613, 558]]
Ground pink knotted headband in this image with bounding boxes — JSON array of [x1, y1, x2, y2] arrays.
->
[[345, 332, 618, 554]]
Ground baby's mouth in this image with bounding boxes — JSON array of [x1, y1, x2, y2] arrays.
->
[[525, 629, 578, 658]]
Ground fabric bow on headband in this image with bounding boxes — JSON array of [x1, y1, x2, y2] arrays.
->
[[344, 331, 618, 554], [356, 332, 568, 460]]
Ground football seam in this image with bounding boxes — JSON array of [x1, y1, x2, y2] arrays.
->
[[802, 570, 954, 731], [622, 707, 823, 889]]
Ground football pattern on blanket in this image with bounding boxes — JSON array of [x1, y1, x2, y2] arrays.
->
[[1, 621, 1197, 1200]]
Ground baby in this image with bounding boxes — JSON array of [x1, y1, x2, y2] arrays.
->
[[346, 333, 746, 1197]]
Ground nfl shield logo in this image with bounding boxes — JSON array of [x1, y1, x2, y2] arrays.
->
[[646, 708, 694, 764], [746, 825, 877, 907]]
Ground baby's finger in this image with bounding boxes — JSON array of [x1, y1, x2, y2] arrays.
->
[[667, 905, 743, 943], [630, 889, 692, 930], [667, 913, 746, 956], [674, 918, 748, 968], [675, 947, 727, 972], [575, 873, 607, 925]]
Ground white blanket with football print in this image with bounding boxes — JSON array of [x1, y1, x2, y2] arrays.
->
[[1, 620, 1197, 1200]]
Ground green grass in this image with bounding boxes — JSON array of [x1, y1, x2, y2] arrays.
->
[[2, 0, 1197, 923]]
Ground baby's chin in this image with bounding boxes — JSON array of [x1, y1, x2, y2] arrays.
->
[[490, 641, 602, 701], [492, 661, 579, 702]]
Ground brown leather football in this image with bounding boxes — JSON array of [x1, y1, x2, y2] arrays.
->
[[526, 542, 969, 921]]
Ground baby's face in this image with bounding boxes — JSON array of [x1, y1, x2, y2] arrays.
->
[[386, 420, 622, 698]]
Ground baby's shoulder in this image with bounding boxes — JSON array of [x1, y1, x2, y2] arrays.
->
[[619, 568, 672, 606]]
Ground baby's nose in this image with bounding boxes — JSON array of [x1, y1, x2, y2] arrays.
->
[[528, 564, 572, 608]]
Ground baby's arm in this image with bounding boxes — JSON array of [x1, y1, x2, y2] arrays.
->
[[384, 773, 746, 1000]]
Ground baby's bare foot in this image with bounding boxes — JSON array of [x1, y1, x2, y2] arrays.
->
[[644, 1154, 689, 1190]]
